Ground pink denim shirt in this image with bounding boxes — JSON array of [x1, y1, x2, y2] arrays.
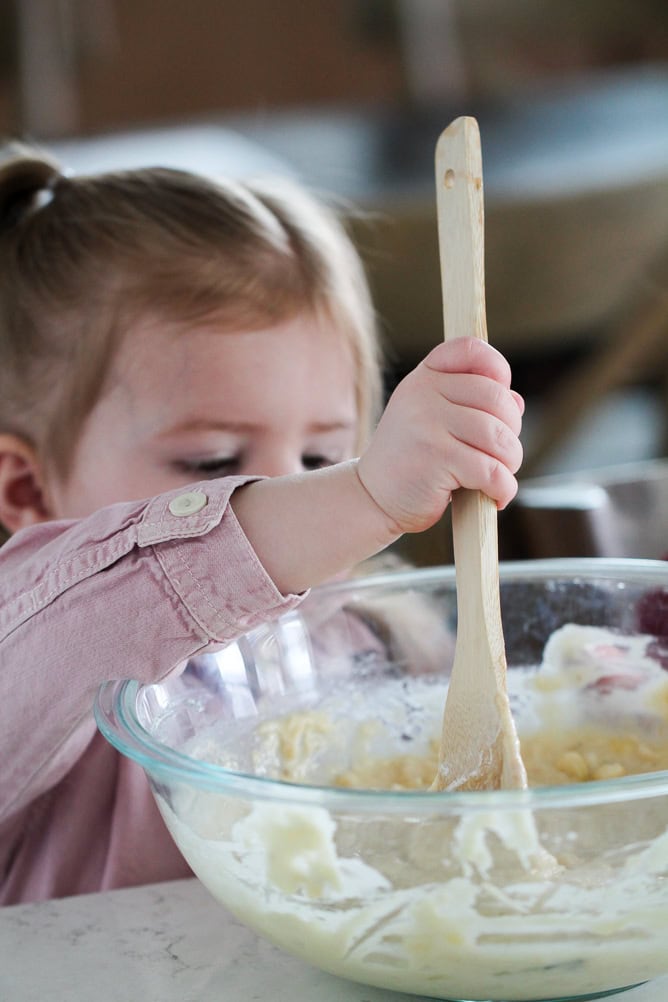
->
[[0, 477, 302, 904]]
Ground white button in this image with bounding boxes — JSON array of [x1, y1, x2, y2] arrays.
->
[[168, 491, 208, 517]]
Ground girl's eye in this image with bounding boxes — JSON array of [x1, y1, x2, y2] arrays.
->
[[180, 456, 241, 477], [302, 454, 333, 471]]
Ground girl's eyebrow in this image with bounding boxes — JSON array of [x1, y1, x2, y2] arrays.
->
[[158, 419, 260, 437], [158, 418, 356, 437], [307, 420, 357, 433]]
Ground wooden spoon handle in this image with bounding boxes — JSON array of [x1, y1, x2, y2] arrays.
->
[[435, 117, 501, 650], [435, 116, 487, 344]]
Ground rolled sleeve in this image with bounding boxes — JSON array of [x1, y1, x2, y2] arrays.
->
[[144, 489, 302, 640], [1, 476, 302, 648], [135, 478, 303, 639], [0, 475, 304, 820]]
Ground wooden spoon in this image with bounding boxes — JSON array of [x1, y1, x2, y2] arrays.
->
[[431, 117, 528, 792]]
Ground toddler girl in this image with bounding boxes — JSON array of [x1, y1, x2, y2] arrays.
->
[[0, 141, 523, 903]]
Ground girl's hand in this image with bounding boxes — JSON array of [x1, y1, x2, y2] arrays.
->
[[231, 337, 523, 595], [357, 337, 524, 536]]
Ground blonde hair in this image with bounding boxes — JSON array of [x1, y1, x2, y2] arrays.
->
[[0, 140, 383, 484]]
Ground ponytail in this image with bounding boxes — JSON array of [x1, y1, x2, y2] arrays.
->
[[0, 141, 62, 231]]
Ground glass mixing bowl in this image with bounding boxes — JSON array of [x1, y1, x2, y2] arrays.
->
[[96, 558, 668, 1002]]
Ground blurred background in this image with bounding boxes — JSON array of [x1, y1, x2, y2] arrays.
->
[[1, 0, 667, 564]]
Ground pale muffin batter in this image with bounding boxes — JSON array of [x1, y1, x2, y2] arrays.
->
[[156, 624, 668, 1001], [252, 624, 668, 792]]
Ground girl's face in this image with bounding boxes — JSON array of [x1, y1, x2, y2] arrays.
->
[[44, 311, 360, 519]]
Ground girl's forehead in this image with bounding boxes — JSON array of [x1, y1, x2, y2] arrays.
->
[[109, 309, 359, 423]]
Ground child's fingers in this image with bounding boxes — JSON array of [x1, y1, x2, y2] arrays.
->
[[360, 341, 525, 533], [430, 372, 523, 436], [422, 337, 512, 385], [445, 404, 524, 475], [445, 436, 520, 509], [511, 389, 525, 416]]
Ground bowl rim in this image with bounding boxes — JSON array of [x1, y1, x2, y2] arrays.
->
[[95, 557, 668, 813]]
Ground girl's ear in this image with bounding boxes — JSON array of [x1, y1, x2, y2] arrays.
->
[[0, 434, 51, 534]]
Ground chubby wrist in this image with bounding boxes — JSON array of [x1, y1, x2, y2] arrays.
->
[[350, 458, 403, 543], [229, 459, 402, 595]]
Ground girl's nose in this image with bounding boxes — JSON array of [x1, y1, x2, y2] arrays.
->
[[251, 450, 304, 479]]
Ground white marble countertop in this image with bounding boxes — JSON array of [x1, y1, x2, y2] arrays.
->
[[1, 877, 667, 1002]]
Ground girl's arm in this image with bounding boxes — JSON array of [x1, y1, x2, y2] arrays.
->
[[231, 337, 523, 594]]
